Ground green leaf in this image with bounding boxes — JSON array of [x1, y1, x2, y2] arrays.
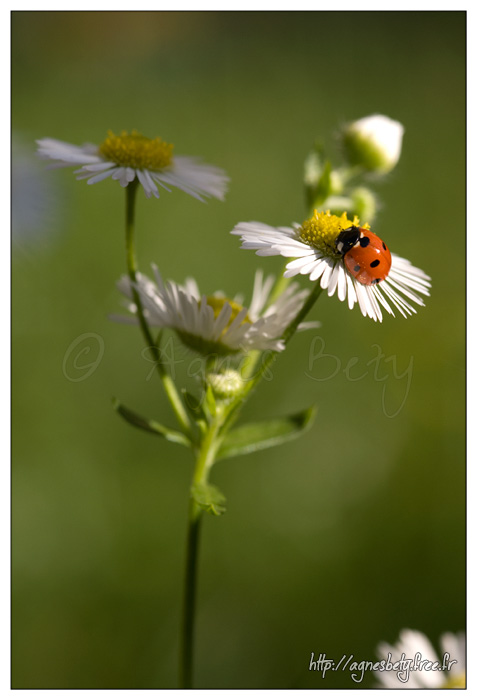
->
[[217, 406, 316, 461], [191, 482, 226, 516], [112, 398, 191, 448]]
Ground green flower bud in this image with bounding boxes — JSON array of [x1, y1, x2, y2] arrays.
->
[[351, 187, 378, 222], [342, 115, 404, 174]]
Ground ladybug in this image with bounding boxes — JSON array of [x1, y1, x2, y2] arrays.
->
[[335, 226, 392, 286]]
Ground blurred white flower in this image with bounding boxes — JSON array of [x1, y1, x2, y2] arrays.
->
[[13, 136, 61, 244], [375, 629, 465, 688], [343, 114, 404, 174]]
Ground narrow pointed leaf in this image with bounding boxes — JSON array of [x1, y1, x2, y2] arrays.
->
[[217, 406, 316, 461], [191, 482, 226, 516], [113, 398, 191, 448]]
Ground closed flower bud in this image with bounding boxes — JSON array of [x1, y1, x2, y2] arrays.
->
[[343, 115, 404, 174], [207, 369, 243, 399]]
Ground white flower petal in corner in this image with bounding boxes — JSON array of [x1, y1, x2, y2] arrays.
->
[[375, 629, 465, 689]]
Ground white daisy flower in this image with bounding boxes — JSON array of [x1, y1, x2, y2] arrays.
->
[[36, 130, 229, 201], [113, 267, 318, 355], [231, 210, 431, 323], [375, 629, 465, 689], [343, 114, 404, 174]]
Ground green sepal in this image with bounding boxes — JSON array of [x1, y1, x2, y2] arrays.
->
[[112, 398, 191, 448], [217, 406, 316, 461], [191, 482, 226, 516], [204, 383, 217, 419], [182, 389, 204, 416]]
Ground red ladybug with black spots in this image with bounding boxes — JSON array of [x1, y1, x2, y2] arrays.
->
[[335, 226, 392, 286]]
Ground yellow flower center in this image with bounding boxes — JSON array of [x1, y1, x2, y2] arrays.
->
[[299, 209, 370, 258], [442, 673, 466, 689], [204, 296, 250, 328], [177, 297, 251, 356], [98, 130, 174, 170]]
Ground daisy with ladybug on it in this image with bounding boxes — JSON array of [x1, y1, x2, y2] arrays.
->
[[231, 210, 431, 323]]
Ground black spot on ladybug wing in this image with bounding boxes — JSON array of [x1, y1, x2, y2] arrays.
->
[[354, 264, 360, 272], [359, 236, 370, 248], [382, 241, 387, 251], [371, 278, 381, 284], [370, 259, 380, 268]]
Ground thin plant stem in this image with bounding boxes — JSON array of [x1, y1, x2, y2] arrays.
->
[[179, 414, 223, 688], [124, 182, 192, 436], [179, 505, 202, 689], [266, 264, 291, 307]]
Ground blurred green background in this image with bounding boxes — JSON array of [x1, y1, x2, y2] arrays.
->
[[12, 11, 465, 689]]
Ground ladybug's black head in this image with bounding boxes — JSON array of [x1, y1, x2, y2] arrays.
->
[[335, 226, 361, 256]]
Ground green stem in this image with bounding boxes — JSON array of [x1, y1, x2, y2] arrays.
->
[[224, 280, 324, 432], [266, 265, 291, 307], [124, 182, 192, 436], [179, 506, 201, 689], [179, 415, 223, 688]]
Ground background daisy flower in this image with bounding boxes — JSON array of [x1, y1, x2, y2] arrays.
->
[[36, 130, 229, 201], [231, 210, 431, 322], [375, 629, 465, 689], [114, 267, 318, 355]]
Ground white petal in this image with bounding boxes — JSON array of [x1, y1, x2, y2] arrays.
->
[[355, 281, 374, 319], [371, 282, 394, 317], [36, 137, 102, 165], [273, 243, 312, 257], [285, 254, 317, 271], [309, 259, 330, 282], [255, 247, 283, 257], [211, 302, 233, 341], [319, 261, 335, 290], [326, 264, 341, 297], [346, 274, 357, 310], [79, 161, 116, 172], [155, 156, 229, 201], [84, 168, 117, 185], [138, 169, 160, 199], [386, 276, 425, 306], [337, 265, 348, 302]]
